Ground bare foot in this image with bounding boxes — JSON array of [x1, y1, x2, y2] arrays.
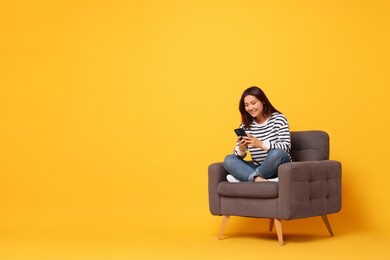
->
[[254, 176, 268, 182]]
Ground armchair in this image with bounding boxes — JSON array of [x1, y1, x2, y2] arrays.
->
[[208, 130, 342, 245]]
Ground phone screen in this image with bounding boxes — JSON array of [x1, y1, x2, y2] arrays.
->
[[234, 128, 247, 137]]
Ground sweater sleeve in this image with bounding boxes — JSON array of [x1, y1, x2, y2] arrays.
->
[[268, 115, 291, 153]]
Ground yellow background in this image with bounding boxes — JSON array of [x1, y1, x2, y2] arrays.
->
[[1, 0, 389, 259]]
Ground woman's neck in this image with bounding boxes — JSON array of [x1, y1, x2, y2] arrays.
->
[[254, 113, 269, 124]]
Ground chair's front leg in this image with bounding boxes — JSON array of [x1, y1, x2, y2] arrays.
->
[[274, 219, 284, 246], [218, 215, 230, 240]]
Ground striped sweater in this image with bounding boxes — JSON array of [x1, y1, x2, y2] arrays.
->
[[234, 112, 291, 165]]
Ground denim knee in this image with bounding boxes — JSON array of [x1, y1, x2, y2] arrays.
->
[[267, 149, 290, 163], [223, 154, 238, 172]]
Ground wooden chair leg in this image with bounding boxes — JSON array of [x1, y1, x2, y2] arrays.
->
[[269, 218, 274, 231], [274, 218, 284, 246], [218, 215, 230, 240], [321, 215, 334, 236]]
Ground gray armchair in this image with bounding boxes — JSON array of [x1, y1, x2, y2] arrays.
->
[[208, 130, 342, 245]]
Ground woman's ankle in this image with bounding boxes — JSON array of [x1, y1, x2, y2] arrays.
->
[[254, 176, 268, 182]]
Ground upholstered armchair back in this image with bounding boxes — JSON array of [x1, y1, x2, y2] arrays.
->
[[290, 131, 329, 162]]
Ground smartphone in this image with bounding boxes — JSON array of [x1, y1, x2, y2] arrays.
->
[[234, 128, 247, 140]]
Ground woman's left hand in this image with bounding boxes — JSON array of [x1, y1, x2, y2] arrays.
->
[[243, 133, 263, 149]]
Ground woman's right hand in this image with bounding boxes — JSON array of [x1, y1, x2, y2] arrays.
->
[[237, 137, 248, 153]]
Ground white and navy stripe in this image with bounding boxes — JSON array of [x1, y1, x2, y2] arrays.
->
[[234, 112, 291, 165]]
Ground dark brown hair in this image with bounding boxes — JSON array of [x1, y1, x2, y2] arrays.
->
[[239, 86, 280, 129]]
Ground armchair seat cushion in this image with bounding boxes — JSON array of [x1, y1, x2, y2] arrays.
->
[[218, 182, 279, 198]]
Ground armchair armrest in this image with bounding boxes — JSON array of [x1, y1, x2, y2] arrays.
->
[[208, 162, 228, 215], [278, 160, 342, 220]]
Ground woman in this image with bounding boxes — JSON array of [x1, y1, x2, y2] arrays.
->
[[224, 86, 291, 182]]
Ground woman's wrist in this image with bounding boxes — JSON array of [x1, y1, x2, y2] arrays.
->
[[261, 140, 270, 150], [236, 146, 246, 155]]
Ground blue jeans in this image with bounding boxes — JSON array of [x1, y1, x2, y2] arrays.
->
[[223, 149, 291, 181]]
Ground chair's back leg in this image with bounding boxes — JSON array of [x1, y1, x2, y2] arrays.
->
[[269, 218, 274, 231], [218, 215, 230, 240], [321, 215, 334, 236]]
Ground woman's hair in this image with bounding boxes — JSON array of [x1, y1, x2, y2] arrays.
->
[[239, 86, 280, 129]]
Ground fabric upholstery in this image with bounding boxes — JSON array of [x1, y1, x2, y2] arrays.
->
[[208, 162, 228, 215], [220, 197, 279, 219], [290, 131, 329, 161], [218, 182, 278, 198], [278, 160, 342, 219]]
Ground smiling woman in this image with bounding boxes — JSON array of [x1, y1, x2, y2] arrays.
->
[[223, 86, 291, 183]]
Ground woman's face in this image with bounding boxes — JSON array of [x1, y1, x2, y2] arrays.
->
[[244, 95, 264, 119]]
